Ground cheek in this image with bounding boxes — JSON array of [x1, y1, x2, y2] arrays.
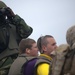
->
[[31, 49, 38, 54], [30, 50, 34, 55], [47, 45, 52, 49], [48, 46, 54, 51]]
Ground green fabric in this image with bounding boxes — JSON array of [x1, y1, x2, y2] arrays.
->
[[0, 1, 7, 8], [12, 15, 33, 38], [13, 15, 30, 30], [0, 55, 18, 75], [8, 54, 36, 75], [0, 12, 33, 75]]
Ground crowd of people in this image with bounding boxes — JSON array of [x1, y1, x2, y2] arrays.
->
[[0, 1, 75, 75]]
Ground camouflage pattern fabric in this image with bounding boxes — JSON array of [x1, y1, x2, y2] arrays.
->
[[52, 25, 75, 75], [12, 15, 33, 38], [52, 44, 70, 75], [0, 1, 33, 75], [0, 54, 18, 75], [66, 25, 75, 49], [0, 11, 33, 75], [61, 25, 75, 75], [0, 1, 7, 8]]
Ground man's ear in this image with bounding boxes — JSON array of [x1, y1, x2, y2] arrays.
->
[[42, 45, 47, 51], [26, 48, 30, 54]]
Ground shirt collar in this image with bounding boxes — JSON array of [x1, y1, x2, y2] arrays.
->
[[40, 54, 52, 60]]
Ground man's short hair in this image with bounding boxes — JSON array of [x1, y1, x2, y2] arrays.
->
[[37, 35, 53, 53]]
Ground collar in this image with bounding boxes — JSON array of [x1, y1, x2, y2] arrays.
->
[[40, 54, 52, 60]]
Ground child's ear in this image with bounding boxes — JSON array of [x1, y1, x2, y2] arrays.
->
[[26, 48, 30, 54]]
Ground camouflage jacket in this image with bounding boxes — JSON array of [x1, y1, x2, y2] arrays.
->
[[0, 15, 33, 75]]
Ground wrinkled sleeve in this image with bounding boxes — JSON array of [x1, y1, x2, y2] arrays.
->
[[37, 63, 50, 75], [11, 15, 33, 38]]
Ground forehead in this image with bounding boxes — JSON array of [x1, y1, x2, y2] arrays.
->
[[31, 42, 37, 47], [46, 37, 56, 44]]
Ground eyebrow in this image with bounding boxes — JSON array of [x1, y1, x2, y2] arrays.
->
[[52, 42, 56, 46]]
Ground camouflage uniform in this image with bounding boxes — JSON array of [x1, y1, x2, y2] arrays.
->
[[61, 25, 75, 75], [52, 25, 75, 75], [0, 1, 33, 75]]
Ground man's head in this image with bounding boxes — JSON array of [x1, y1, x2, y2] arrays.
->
[[19, 38, 38, 56], [37, 35, 57, 56], [66, 25, 75, 49], [0, 1, 7, 8]]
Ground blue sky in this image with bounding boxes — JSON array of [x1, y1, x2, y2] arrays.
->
[[3, 0, 75, 45]]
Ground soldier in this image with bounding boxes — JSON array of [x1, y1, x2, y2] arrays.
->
[[52, 25, 75, 75], [0, 1, 33, 75], [60, 25, 75, 75]]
